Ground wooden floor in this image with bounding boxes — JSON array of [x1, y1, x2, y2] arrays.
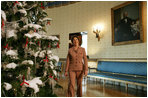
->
[[54, 77, 147, 97]]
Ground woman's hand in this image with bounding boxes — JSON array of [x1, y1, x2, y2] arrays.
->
[[84, 71, 88, 76], [64, 71, 68, 76]]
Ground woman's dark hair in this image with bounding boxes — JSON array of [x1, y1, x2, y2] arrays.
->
[[71, 35, 80, 44]]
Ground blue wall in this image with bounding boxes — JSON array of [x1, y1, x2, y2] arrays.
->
[[97, 61, 147, 76]]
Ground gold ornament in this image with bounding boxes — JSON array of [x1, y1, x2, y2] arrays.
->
[[29, 30, 34, 34]]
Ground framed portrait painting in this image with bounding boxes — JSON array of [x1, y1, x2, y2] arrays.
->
[[111, 1, 143, 46]]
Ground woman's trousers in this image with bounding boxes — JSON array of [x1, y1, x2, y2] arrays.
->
[[67, 71, 83, 97]]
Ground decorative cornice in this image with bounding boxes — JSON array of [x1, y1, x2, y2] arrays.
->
[[44, 1, 79, 9]]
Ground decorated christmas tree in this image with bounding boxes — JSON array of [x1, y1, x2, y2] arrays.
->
[[1, 1, 62, 97]]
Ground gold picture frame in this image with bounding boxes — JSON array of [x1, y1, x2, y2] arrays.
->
[[111, 1, 143, 46]]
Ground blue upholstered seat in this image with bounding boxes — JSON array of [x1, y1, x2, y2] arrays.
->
[[88, 61, 147, 85], [97, 61, 147, 76], [88, 72, 147, 84]]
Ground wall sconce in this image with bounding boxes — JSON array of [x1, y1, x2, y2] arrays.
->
[[93, 24, 103, 41]]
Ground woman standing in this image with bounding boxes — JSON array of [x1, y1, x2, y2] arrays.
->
[[65, 35, 88, 97]]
